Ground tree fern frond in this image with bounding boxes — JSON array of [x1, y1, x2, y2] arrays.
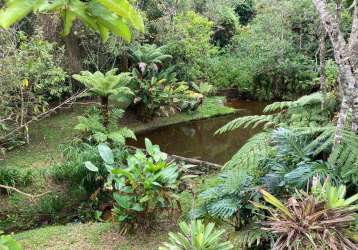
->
[[216, 115, 276, 134], [263, 101, 293, 113], [206, 198, 239, 219], [223, 132, 271, 171]]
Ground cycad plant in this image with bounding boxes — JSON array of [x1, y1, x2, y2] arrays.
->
[[159, 220, 233, 250], [73, 69, 133, 127]]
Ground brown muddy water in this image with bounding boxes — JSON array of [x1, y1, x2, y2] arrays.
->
[[130, 100, 267, 165]]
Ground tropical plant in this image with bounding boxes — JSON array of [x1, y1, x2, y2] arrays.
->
[[192, 169, 257, 231], [0, 232, 22, 250], [191, 82, 216, 96], [85, 139, 186, 230], [159, 220, 233, 250], [130, 44, 172, 79], [254, 189, 358, 250], [51, 141, 129, 193], [74, 107, 136, 145], [312, 179, 358, 209], [0, 0, 144, 42], [73, 69, 133, 127]]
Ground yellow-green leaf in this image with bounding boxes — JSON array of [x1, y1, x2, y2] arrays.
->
[[62, 9, 76, 36], [96, 0, 144, 32], [0, 0, 36, 28]]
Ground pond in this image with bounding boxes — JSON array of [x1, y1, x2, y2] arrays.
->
[[130, 100, 267, 165]]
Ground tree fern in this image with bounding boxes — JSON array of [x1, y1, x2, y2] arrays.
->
[[223, 132, 272, 172]]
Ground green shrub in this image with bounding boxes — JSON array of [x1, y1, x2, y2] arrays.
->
[[159, 220, 233, 250], [50, 142, 129, 193], [0, 166, 34, 188], [86, 139, 186, 230], [0, 30, 68, 149], [164, 11, 218, 81]]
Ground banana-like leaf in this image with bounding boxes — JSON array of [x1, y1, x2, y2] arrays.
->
[[62, 9, 76, 36], [96, 0, 144, 32], [0, 0, 38, 28], [68, 0, 98, 31], [98, 23, 110, 42], [89, 2, 131, 42]]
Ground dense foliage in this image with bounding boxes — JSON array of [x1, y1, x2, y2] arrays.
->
[[1, 0, 358, 249]]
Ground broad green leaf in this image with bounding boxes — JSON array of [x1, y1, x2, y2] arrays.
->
[[89, 2, 131, 42], [68, 0, 98, 31], [98, 143, 114, 164], [113, 193, 131, 209], [98, 23, 110, 42], [0, 0, 37, 29], [96, 0, 144, 32], [85, 161, 99, 172], [62, 9, 76, 36], [111, 168, 135, 183]]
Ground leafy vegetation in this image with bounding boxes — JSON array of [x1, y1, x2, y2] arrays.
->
[[159, 220, 233, 250], [1, 0, 358, 249]]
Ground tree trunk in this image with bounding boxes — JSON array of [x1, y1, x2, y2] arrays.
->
[[349, 2, 358, 133], [334, 96, 349, 144], [313, 0, 358, 142], [100, 96, 109, 128], [319, 24, 326, 110]]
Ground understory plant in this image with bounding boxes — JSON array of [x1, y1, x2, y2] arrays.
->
[[86, 139, 187, 230], [159, 220, 233, 250], [73, 69, 133, 128], [255, 188, 358, 250], [129, 45, 203, 121], [192, 169, 258, 231], [0, 232, 22, 250]]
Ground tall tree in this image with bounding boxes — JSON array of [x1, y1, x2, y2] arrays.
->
[[313, 0, 358, 144]]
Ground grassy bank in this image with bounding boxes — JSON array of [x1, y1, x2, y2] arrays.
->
[[15, 222, 175, 250], [1, 96, 234, 169]]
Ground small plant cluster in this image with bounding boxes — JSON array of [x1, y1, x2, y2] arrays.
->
[[85, 139, 187, 231], [159, 220, 233, 250], [129, 44, 206, 121]]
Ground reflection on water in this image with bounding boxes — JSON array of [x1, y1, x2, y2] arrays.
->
[[130, 100, 267, 165]]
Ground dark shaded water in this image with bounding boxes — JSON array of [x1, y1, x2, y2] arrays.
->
[[130, 100, 266, 165]]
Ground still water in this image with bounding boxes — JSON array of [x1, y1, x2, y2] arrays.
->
[[130, 100, 266, 165]]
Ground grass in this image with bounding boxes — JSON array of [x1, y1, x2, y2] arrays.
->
[[1, 96, 235, 169], [15, 222, 176, 250]]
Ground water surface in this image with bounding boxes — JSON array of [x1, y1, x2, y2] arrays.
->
[[131, 100, 266, 164]]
